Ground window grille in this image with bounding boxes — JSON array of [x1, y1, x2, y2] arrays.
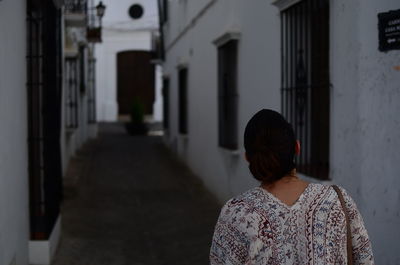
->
[[65, 0, 87, 13], [281, 0, 330, 179], [87, 0, 101, 28], [162, 77, 170, 130], [87, 56, 96, 124], [217, 40, 239, 150], [79, 46, 86, 93], [178, 68, 188, 134], [27, 0, 63, 240], [27, 1, 45, 239], [65, 58, 79, 130]]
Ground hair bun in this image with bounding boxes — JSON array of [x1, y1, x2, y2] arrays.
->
[[248, 150, 282, 182], [244, 109, 296, 184]]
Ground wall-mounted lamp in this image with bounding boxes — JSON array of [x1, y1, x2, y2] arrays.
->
[[96, 1, 106, 19], [87, 1, 106, 43]]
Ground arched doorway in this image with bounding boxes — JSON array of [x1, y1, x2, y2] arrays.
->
[[117, 51, 155, 117]]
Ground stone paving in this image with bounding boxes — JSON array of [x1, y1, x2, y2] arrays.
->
[[52, 123, 221, 265]]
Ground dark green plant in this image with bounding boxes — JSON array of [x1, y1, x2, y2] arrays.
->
[[130, 99, 145, 124]]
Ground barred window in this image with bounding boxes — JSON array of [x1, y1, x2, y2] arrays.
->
[[65, 0, 87, 13], [162, 77, 170, 130], [218, 40, 238, 150], [79, 46, 86, 93], [178, 67, 188, 134], [87, 57, 96, 124], [281, 0, 330, 179], [27, 3, 45, 239], [27, 0, 63, 239], [65, 58, 79, 130]]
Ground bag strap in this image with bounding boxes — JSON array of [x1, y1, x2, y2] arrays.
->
[[332, 185, 354, 265]]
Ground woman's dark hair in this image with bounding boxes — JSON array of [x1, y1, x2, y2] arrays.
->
[[244, 109, 296, 184]]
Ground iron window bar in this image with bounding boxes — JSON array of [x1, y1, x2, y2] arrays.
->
[[27, 0, 63, 240], [87, 57, 97, 124], [217, 40, 239, 150], [65, 58, 79, 130], [162, 77, 170, 130], [64, 0, 88, 13], [27, 3, 46, 240], [280, 0, 330, 180], [178, 68, 188, 134]]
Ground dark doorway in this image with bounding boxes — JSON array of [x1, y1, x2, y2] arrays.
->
[[117, 51, 155, 116]]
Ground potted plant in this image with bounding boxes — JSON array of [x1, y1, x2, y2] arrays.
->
[[125, 99, 148, 135]]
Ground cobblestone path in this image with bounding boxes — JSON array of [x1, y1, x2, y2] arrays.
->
[[52, 123, 221, 265]]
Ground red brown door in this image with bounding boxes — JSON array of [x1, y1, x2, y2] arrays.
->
[[117, 51, 155, 115]]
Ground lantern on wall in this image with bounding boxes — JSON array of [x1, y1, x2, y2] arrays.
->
[[87, 1, 106, 42]]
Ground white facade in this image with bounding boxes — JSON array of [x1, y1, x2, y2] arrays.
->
[[95, 0, 163, 121], [162, 0, 400, 264], [30, 4, 100, 264], [0, 1, 30, 265], [331, 1, 400, 262], [61, 27, 98, 176], [0, 1, 101, 264], [0, 0, 30, 264]]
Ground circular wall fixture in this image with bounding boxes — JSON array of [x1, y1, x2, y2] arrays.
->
[[128, 4, 144, 19]]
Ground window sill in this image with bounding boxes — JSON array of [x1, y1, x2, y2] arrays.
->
[[176, 60, 188, 70], [65, 127, 76, 137], [297, 172, 332, 184], [162, 21, 169, 28], [218, 147, 241, 157], [272, 0, 302, 11], [178, 133, 189, 140]]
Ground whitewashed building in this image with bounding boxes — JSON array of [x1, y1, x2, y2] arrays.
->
[[0, 0, 101, 264], [160, 0, 400, 263], [94, 0, 163, 122], [61, 0, 99, 175], [0, 1, 30, 264]]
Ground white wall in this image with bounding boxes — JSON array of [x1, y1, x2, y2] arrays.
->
[[163, 0, 400, 263], [99, 0, 158, 31], [0, 0, 30, 264], [331, 1, 400, 264], [163, 0, 280, 202], [61, 25, 99, 176], [94, 0, 163, 122], [96, 30, 153, 121]]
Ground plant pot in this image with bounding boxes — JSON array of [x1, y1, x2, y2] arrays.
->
[[125, 122, 148, 135]]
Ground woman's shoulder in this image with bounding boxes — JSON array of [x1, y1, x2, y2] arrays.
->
[[216, 187, 268, 236], [218, 188, 267, 219], [304, 183, 361, 216], [304, 182, 353, 198], [218, 183, 359, 218], [223, 187, 267, 209], [311, 183, 357, 203]]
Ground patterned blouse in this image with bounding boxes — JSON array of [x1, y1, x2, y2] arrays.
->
[[210, 183, 374, 265]]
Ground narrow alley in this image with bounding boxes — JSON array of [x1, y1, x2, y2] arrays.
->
[[52, 123, 221, 265], [1, 0, 399, 264]]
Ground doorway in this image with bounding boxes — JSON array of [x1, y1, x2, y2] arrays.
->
[[117, 51, 155, 119]]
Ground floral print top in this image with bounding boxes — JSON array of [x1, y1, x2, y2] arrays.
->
[[210, 183, 374, 265]]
